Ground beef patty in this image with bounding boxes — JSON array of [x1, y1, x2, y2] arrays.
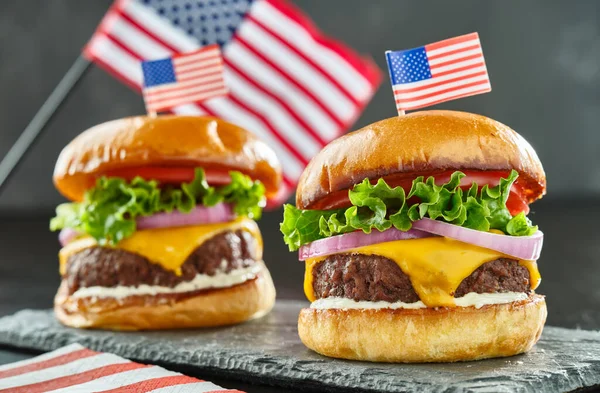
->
[[312, 255, 530, 303], [312, 254, 420, 303], [64, 230, 259, 295], [453, 258, 531, 297]]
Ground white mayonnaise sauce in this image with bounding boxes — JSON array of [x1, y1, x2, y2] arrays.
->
[[311, 297, 427, 310], [71, 262, 264, 299], [310, 292, 529, 310], [453, 291, 529, 308]]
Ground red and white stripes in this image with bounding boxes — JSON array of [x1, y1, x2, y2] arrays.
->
[[0, 344, 243, 393]]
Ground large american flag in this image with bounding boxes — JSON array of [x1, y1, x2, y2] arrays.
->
[[142, 45, 228, 113], [84, 0, 382, 201], [385, 32, 490, 114], [0, 344, 243, 392]]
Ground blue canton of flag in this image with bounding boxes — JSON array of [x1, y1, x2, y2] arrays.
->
[[141, 0, 254, 47], [385, 33, 491, 114], [386, 47, 432, 85], [141, 58, 176, 87]]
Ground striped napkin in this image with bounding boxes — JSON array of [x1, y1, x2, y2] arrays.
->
[[0, 344, 243, 393]]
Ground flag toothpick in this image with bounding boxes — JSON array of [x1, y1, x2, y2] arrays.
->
[[385, 32, 491, 116], [141, 45, 228, 115]]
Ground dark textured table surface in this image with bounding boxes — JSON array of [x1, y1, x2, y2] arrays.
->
[[1, 304, 600, 393], [0, 200, 599, 392]]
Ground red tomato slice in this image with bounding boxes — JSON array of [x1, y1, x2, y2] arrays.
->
[[506, 191, 529, 216], [102, 166, 232, 186], [310, 170, 529, 215]]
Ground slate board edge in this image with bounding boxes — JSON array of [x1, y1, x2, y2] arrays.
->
[[1, 308, 600, 393]]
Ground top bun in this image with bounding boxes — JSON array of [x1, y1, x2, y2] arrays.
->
[[54, 115, 282, 201], [297, 110, 545, 210]]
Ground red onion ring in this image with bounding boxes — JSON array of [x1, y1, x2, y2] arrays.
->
[[298, 218, 543, 262], [58, 203, 236, 247], [136, 203, 235, 230], [58, 228, 79, 247], [411, 218, 543, 260], [298, 227, 434, 261]]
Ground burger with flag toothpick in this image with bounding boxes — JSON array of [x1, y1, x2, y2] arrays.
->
[[281, 33, 547, 363], [50, 48, 281, 331]]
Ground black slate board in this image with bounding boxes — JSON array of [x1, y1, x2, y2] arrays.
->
[[0, 300, 599, 393]]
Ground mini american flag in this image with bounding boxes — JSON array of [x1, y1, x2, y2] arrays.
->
[[0, 344, 244, 392], [83, 0, 381, 203], [142, 45, 228, 113], [385, 32, 491, 114]]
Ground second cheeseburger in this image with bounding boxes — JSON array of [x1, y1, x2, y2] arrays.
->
[[51, 115, 280, 330], [281, 110, 547, 362]]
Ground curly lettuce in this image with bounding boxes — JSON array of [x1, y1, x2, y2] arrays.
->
[[50, 168, 265, 245], [281, 170, 537, 251]]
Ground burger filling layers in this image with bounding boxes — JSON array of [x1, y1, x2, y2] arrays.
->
[[61, 227, 263, 300], [281, 170, 543, 310], [303, 236, 541, 309], [309, 255, 534, 310], [51, 168, 268, 299]]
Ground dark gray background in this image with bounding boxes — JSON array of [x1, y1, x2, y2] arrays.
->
[[0, 1, 599, 330], [1, 0, 599, 210]]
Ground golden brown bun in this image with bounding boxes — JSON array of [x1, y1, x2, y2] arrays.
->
[[298, 294, 546, 363], [54, 115, 282, 201], [54, 265, 276, 331], [297, 111, 546, 209]]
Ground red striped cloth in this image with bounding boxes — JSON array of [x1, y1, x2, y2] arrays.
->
[[0, 344, 243, 393], [83, 0, 382, 203]]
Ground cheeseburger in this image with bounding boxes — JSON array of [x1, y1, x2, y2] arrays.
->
[[281, 110, 547, 362], [51, 115, 280, 330]]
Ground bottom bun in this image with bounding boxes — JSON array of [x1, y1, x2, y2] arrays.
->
[[55, 263, 276, 331], [298, 294, 546, 363]]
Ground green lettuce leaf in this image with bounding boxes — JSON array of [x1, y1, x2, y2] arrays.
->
[[280, 170, 538, 251], [506, 212, 538, 236], [50, 168, 265, 245]]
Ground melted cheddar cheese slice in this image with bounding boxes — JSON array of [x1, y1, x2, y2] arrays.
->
[[59, 217, 262, 275], [304, 237, 541, 307]]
